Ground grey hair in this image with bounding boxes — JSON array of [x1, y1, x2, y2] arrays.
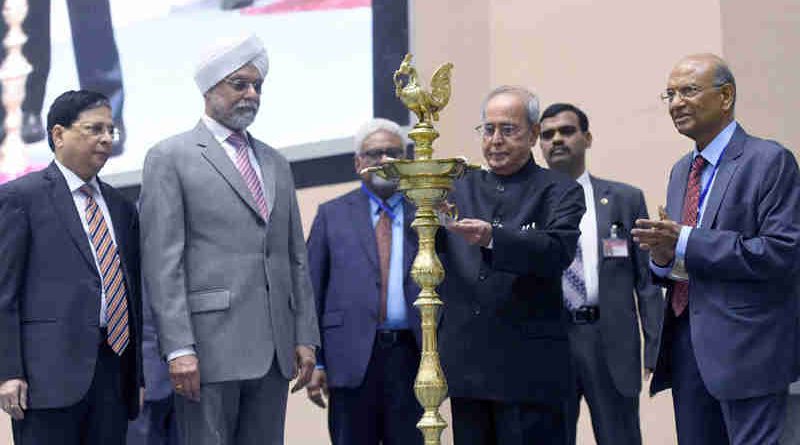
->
[[480, 85, 540, 125], [353, 118, 406, 153], [713, 60, 737, 108]]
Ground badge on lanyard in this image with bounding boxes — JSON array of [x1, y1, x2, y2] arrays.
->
[[602, 223, 629, 258]]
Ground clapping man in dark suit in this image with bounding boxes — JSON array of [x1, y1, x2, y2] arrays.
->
[[539, 103, 663, 445], [0, 90, 143, 444], [633, 53, 800, 444], [306, 118, 423, 445], [438, 86, 585, 444]]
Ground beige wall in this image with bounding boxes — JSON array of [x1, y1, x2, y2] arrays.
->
[[3, 1, 798, 444], [721, 0, 800, 153]]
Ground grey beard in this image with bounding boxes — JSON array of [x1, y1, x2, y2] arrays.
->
[[219, 105, 257, 131], [208, 93, 259, 131], [366, 173, 399, 199]]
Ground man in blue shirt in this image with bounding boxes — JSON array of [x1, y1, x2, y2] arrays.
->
[[633, 53, 800, 445], [306, 118, 423, 445]]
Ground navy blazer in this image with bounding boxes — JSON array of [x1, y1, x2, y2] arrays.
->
[[307, 188, 420, 388], [0, 163, 143, 418], [651, 125, 800, 400]]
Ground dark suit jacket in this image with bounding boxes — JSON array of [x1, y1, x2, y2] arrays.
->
[[438, 159, 585, 405], [590, 176, 663, 397], [651, 125, 800, 400], [0, 162, 143, 418], [307, 188, 420, 388]]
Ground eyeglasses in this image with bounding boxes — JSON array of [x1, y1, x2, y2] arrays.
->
[[223, 77, 263, 94], [74, 122, 121, 143], [540, 125, 578, 141], [359, 146, 405, 161], [660, 84, 724, 104], [474, 123, 524, 139]]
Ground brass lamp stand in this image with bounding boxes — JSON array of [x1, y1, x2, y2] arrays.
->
[[367, 54, 475, 445]]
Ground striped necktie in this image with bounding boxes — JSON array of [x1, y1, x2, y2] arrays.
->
[[79, 184, 129, 355], [227, 132, 269, 220]]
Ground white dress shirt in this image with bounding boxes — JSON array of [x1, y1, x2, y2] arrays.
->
[[575, 171, 599, 306], [54, 159, 116, 327], [201, 114, 266, 195]]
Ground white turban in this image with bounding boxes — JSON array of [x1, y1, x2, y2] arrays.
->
[[194, 34, 269, 94]]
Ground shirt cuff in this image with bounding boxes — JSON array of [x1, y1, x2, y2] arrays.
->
[[649, 259, 673, 278], [486, 238, 493, 249], [167, 347, 196, 362], [676, 225, 692, 262], [315, 365, 325, 370]]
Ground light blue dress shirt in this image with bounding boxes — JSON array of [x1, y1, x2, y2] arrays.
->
[[368, 192, 409, 330], [652, 120, 738, 277]]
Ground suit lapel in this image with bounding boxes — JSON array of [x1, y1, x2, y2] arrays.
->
[[698, 126, 745, 229], [44, 163, 96, 272], [249, 135, 276, 220], [591, 176, 610, 260], [668, 154, 693, 221], [197, 123, 265, 222], [350, 190, 379, 269]]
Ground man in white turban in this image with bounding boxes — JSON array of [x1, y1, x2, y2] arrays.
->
[[139, 34, 320, 445]]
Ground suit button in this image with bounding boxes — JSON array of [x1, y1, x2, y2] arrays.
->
[[478, 272, 487, 280], [496, 184, 505, 193], [491, 217, 502, 228], [473, 306, 481, 316]]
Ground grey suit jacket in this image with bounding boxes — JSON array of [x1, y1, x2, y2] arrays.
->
[[590, 176, 664, 397], [139, 121, 319, 383]]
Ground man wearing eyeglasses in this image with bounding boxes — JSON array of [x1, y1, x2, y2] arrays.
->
[[139, 34, 320, 445], [305, 118, 423, 445], [632, 53, 800, 444], [436, 86, 585, 444], [0, 89, 144, 443], [538, 103, 663, 445]]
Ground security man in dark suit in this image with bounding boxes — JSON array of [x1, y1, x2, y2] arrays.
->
[[539, 103, 663, 445], [0, 90, 143, 444]]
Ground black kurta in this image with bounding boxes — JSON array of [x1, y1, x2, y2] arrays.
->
[[438, 158, 585, 405]]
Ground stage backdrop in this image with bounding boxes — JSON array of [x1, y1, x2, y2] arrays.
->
[[0, 0, 408, 187]]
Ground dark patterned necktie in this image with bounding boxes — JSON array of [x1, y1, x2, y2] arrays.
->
[[672, 155, 708, 316], [563, 243, 587, 310], [227, 132, 269, 219], [79, 184, 129, 355], [375, 209, 392, 323]]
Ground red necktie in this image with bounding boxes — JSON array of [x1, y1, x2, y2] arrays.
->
[[375, 210, 392, 323], [80, 184, 129, 355], [672, 155, 708, 316], [227, 132, 269, 220]]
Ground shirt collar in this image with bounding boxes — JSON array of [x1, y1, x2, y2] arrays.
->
[[201, 114, 238, 144], [54, 159, 100, 194], [694, 120, 737, 167], [575, 170, 591, 188]]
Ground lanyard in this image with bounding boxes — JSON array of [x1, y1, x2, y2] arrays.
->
[[695, 145, 726, 216], [361, 183, 398, 221]]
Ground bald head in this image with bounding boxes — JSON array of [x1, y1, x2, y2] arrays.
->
[[666, 53, 736, 148], [671, 53, 736, 104]]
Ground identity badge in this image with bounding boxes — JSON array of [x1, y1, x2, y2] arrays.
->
[[602, 223, 629, 258]]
